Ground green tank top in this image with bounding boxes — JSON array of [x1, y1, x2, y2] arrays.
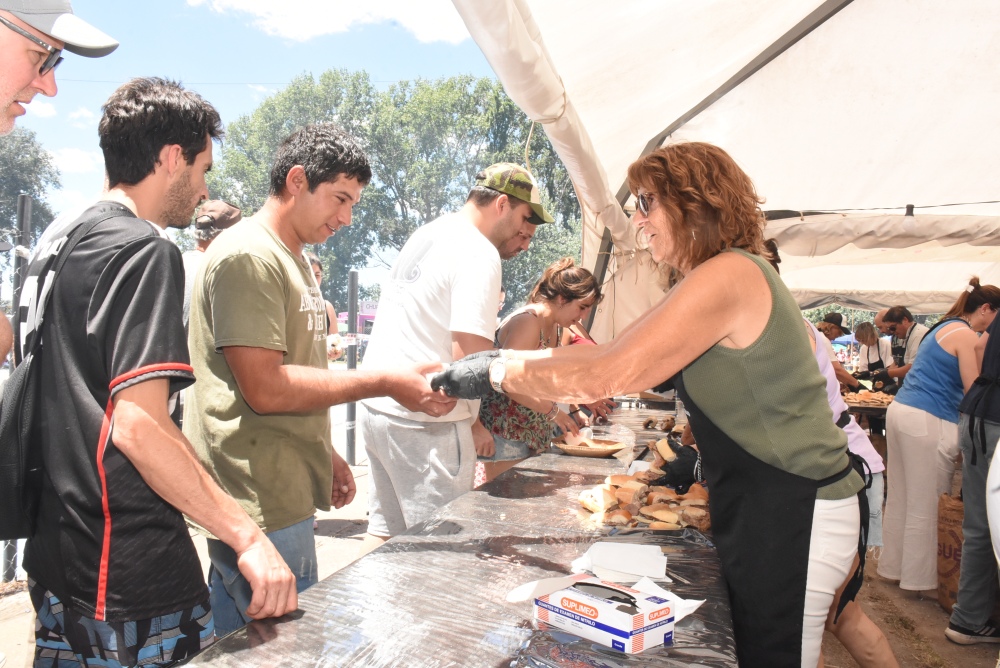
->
[[682, 250, 863, 500]]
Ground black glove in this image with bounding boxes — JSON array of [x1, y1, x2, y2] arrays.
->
[[871, 369, 892, 389], [881, 382, 900, 395], [853, 370, 872, 381], [429, 349, 500, 399], [649, 438, 701, 494]]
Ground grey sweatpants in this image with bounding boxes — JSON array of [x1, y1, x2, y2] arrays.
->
[[360, 403, 476, 537]]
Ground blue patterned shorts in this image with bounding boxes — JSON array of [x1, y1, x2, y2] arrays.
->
[[30, 579, 215, 667]]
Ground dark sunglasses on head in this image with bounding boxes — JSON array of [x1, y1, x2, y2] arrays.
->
[[0, 15, 64, 76], [636, 192, 656, 216]]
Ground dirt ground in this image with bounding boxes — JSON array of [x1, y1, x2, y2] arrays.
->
[[821, 552, 999, 668]]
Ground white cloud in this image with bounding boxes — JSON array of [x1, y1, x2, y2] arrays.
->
[[46, 189, 96, 218], [27, 100, 57, 118], [187, 0, 470, 45], [68, 107, 96, 129], [49, 148, 105, 175]]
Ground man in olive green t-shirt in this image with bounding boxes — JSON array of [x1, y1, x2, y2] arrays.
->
[[184, 123, 457, 635]]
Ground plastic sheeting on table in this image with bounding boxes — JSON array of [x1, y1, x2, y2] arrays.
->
[[183, 434, 735, 667]]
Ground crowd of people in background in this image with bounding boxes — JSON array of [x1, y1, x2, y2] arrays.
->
[[814, 281, 1000, 650]]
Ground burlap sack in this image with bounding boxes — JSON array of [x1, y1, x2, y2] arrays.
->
[[937, 493, 964, 612]]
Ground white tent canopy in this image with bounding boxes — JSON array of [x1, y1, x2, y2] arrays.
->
[[451, 0, 1000, 336]]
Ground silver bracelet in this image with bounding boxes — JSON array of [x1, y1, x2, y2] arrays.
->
[[545, 403, 561, 421]]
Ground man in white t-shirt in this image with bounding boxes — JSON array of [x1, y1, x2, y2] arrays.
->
[[877, 305, 929, 386], [359, 163, 552, 551]]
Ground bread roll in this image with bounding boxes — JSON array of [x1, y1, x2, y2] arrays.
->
[[615, 485, 647, 507], [679, 506, 711, 532], [679, 498, 708, 507], [605, 474, 636, 486], [659, 417, 676, 432], [639, 505, 680, 524], [654, 438, 677, 462], [647, 491, 680, 506], [681, 483, 709, 501], [579, 485, 617, 514], [648, 486, 680, 499], [603, 508, 633, 526], [643, 417, 658, 429], [648, 521, 682, 531]]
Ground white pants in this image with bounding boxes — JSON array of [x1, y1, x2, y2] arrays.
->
[[988, 436, 1000, 564], [879, 401, 960, 590], [801, 496, 861, 668]]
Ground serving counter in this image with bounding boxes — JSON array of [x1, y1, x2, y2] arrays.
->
[[185, 409, 737, 667]]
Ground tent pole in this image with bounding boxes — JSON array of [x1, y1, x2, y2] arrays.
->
[[586, 227, 614, 331]]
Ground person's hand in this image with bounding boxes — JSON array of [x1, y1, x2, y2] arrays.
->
[[236, 535, 298, 621], [429, 350, 500, 400], [388, 363, 458, 416], [552, 410, 580, 436], [853, 370, 872, 381], [570, 408, 590, 427], [327, 345, 344, 362], [871, 369, 892, 389], [584, 398, 617, 422], [472, 419, 495, 458], [330, 451, 356, 509]]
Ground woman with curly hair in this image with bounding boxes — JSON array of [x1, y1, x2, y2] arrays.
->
[[436, 142, 869, 666], [478, 258, 601, 482]]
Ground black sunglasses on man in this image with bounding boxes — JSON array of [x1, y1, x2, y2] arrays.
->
[[0, 14, 63, 76]]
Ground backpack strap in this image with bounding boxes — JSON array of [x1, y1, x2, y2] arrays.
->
[[17, 213, 126, 361]]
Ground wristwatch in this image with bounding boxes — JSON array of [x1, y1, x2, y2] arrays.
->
[[488, 356, 507, 393]]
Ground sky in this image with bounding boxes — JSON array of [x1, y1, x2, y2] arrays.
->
[[16, 0, 496, 218]]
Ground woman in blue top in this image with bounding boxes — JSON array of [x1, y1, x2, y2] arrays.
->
[[880, 278, 1000, 592]]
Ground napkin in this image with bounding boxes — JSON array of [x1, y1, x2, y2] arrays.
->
[[570, 542, 667, 581]]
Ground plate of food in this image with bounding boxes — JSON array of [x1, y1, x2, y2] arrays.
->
[[558, 438, 627, 458]]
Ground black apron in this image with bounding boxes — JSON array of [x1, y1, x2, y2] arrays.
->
[[673, 373, 866, 667]]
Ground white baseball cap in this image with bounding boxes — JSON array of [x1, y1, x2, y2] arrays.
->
[[0, 0, 118, 57]]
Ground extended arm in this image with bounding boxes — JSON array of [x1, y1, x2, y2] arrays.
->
[[501, 253, 771, 403], [112, 378, 296, 620], [223, 346, 455, 417]]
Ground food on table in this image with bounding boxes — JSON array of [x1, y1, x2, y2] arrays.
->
[[603, 508, 633, 526], [643, 417, 658, 429], [653, 438, 677, 462], [659, 417, 676, 432], [579, 485, 617, 514], [843, 390, 894, 406], [582, 472, 712, 531], [614, 485, 648, 507]]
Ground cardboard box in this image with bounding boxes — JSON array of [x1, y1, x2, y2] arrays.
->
[[534, 577, 674, 654]]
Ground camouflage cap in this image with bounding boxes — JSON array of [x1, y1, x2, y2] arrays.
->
[[194, 200, 242, 230], [475, 163, 554, 225]]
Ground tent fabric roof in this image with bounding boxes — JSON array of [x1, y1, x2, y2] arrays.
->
[[452, 0, 1000, 336]]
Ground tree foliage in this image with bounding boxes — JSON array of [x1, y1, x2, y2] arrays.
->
[[208, 70, 582, 311], [0, 127, 60, 267]]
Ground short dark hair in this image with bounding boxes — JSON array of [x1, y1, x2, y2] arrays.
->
[[99, 77, 223, 188], [304, 251, 322, 270], [269, 123, 372, 196], [884, 306, 914, 324], [467, 184, 534, 213]]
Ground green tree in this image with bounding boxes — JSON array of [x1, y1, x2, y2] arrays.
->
[[0, 127, 60, 267], [208, 70, 582, 311]]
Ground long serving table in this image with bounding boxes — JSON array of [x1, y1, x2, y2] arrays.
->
[[185, 408, 737, 667]]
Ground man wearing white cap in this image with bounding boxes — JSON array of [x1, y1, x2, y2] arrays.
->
[[0, 0, 117, 135]]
